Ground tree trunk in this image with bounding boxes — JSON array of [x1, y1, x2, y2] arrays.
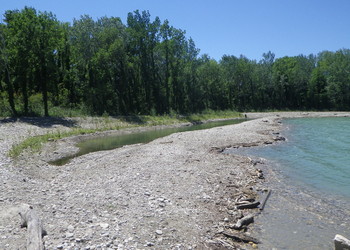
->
[[4, 67, 17, 116], [41, 65, 49, 117], [22, 78, 29, 115], [40, 47, 49, 117]]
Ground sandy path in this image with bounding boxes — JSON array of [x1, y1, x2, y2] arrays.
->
[[0, 112, 349, 249]]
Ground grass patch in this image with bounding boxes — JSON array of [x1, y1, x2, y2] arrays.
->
[[8, 128, 96, 158], [9, 110, 241, 158]]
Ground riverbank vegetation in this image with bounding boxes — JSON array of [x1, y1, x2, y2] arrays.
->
[[1, 7, 350, 117], [8, 110, 241, 158]]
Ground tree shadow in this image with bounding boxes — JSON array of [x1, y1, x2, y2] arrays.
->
[[117, 115, 147, 125], [0, 116, 78, 128]]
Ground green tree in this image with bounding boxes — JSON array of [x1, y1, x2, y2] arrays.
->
[[2, 7, 63, 116], [36, 11, 62, 116], [197, 56, 227, 110], [308, 67, 328, 109], [69, 15, 98, 113], [3, 7, 38, 115], [127, 10, 161, 113], [317, 49, 350, 110], [255, 51, 275, 110], [272, 55, 314, 109], [0, 23, 17, 115], [90, 16, 128, 115]]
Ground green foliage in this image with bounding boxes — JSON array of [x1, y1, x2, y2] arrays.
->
[[28, 93, 45, 115], [0, 91, 12, 116], [1, 7, 350, 119]]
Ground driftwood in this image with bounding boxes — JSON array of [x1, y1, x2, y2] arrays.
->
[[213, 239, 236, 249], [221, 230, 260, 244], [19, 204, 46, 250], [237, 198, 255, 203], [231, 214, 254, 230], [236, 201, 260, 209], [259, 189, 271, 211]]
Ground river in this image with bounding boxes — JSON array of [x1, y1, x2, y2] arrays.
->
[[226, 117, 350, 249]]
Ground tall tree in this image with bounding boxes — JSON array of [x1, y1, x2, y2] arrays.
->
[[255, 51, 275, 110], [2, 7, 63, 116], [4, 7, 38, 115], [272, 55, 314, 109], [317, 49, 350, 110], [36, 11, 62, 116], [0, 23, 17, 115], [127, 10, 161, 113]]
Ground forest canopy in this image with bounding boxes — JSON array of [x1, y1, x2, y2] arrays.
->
[[1, 7, 350, 117]]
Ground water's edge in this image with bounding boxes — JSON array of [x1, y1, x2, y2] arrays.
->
[[50, 118, 246, 165], [226, 117, 350, 249]]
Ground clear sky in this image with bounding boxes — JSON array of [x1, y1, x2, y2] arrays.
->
[[1, 0, 350, 61]]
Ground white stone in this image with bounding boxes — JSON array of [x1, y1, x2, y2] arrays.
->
[[67, 225, 74, 232], [65, 232, 74, 238], [100, 223, 109, 229], [334, 234, 350, 250]]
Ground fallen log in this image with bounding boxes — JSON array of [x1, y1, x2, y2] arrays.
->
[[236, 201, 260, 209], [231, 214, 254, 230], [237, 198, 255, 203], [259, 189, 271, 211], [221, 230, 260, 244], [19, 204, 46, 250]]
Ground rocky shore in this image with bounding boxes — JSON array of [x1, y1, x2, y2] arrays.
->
[[0, 112, 349, 249]]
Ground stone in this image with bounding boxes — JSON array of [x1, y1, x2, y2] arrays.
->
[[334, 234, 350, 250], [65, 232, 74, 238], [100, 223, 109, 229], [145, 242, 154, 247], [156, 230, 163, 235], [67, 225, 75, 232], [101, 232, 110, 237]]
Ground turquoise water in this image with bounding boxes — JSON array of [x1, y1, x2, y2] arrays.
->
[[228, 117, 350, 249], [253, 117, 350, 198]]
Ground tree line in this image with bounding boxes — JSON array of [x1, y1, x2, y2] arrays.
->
[[1, 7, 350, 117]]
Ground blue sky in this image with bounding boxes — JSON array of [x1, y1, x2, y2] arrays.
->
[[1, 0, 350, 61]]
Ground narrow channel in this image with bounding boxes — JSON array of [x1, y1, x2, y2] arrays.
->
[[50, 118, 245, 166]]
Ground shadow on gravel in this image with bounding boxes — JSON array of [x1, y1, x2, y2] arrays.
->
[[0, 117, 77, 128]]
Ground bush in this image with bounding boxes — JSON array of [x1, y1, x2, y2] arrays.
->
[[0, 91, 12, 117]]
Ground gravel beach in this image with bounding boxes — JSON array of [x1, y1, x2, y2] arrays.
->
[[1, 112, 349, 249]]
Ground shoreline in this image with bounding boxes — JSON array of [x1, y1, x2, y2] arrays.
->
[[237, 112, 350, 249], [0, 112, 349, 249]]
